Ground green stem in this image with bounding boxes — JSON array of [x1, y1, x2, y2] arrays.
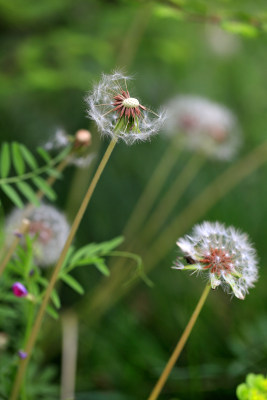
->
[[123, 136, 183, 240], [80, 140, 267, 323], [144, 140, 267, 271], [117, 2, 153, 67], [140, 153, 205, 245], [10, 138, 117, 400], [147, 284, 211, 400]]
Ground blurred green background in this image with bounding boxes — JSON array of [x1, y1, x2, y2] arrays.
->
[[1, 0, 267, 399]]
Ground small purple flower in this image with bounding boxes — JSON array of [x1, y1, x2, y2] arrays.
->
[[18, 350, 27, 359], [12, 282, 28, 297]]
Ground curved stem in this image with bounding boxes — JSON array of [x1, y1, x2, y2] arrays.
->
[[10, 138, 117, 400], [147, 284, 211, 400]]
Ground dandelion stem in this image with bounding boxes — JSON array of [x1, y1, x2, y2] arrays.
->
[[60, 312, 78, 400], [10, 138, 117, 400], [0, 219, 30, 278], [79, 140, 267, 324], [140, 153, 205, 245], [144, 140, 267, 271], [124, 136, 183, 239], [147, 284, 211, 400]]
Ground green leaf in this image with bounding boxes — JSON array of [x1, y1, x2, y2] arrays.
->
[[37, 147, 51, 163], [0, 143, 11, 178], [32, 176, 56, 200], [12, 142, 25, 175], [98, 236, 124, 254], [46, 168, 62, 179], [60, 274, 84, 295], [51, 289, 61, 309], [221, 21, 259, 38], [94, 259, 110, 276], [46, 305, 59, 320], [16, 181, 40, 206], [19, 144, 38, 169], [1, 184, 24, 208]]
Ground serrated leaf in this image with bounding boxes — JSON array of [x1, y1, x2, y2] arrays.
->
[[1, 184, 24, 208], [19, 144, 38, 169], [32, 176, 56, 200], [16, 181, 40, 206], [12, 142, 25, 175], [60, 274, 84, 295], [0, 143, 11, 178], [37, 147, 51, 163]]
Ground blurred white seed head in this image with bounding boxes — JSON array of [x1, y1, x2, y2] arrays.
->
[[85, 71, 166, 145], [44, 128, 70, 151], [6, 204, 70, 267], [164, 95, 241, 160], [44, 128, 94, 169], [174, 221, 258, 300]]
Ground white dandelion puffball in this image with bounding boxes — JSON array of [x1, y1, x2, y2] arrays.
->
[[174, 221, 258, 300], [164, 95, 241, 160], [85, 71, 166, 145], [6, 204, 70, 267]]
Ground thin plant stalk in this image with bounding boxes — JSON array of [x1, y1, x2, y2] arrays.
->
[[0, 219, 30, 278], [124, 136, 183, 240], [144, 140, 267, 271], [65, 5, 152, 220], [117, 2, 153, 67], [79, 140, 267, 322], [139, 153, 205, 245], [60, 311, 78, 400], [147, 284, 211, 400], [10, 138, 117, 400]]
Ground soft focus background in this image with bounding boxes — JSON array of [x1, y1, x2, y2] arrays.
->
[[1, 0, 267, 399]]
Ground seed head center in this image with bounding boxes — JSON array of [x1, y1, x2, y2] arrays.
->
[[200, 248, 233, 274], [122, 97, 140, 108]]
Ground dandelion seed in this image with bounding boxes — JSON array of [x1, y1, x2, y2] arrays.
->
[[6, 204, 70, 267], [12, 282, 28, 297], [85, 71, 166, 145], [164, 96, 241, 160], [174, 221, 258, 299]]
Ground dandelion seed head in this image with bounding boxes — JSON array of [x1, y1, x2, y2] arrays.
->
[[85, 71, 166, 145], [164, 95, 241, 160], [44, 128, 94, 168], [174, 221, 258, 299], [6, 204, 70, 267]]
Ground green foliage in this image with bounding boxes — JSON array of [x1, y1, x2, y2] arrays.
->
[[0, 142, 71, 207], [236, 374, 267, 400]]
